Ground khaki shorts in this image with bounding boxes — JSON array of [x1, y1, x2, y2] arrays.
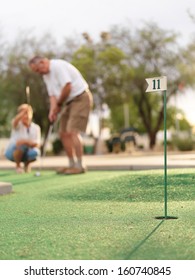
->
[[59, 90, 93, 133]]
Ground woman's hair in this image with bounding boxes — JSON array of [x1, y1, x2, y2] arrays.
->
[[17, 104, 33, 118]]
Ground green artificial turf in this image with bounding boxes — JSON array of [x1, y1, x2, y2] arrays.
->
[[0, 169, 194, 260]]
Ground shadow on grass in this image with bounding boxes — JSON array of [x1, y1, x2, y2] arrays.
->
[[125, 220, 165, 259]]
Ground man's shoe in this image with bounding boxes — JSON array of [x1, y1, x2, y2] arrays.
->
[[56, 167, 70, 174], [81, 166, 87, 173], [65, 167, 85, 175]]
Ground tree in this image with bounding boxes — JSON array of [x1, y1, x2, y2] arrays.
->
[[0, 24, 193, 150], [1, 32, 62, 136], [0, 29, 82, 137], [0, 29, 13, 136], [72, 37, 133, 133], [109, 23, 188, 148], [71, 25, 192, 148]]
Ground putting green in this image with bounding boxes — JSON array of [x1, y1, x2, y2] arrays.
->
[[0, 169, 194, 260]]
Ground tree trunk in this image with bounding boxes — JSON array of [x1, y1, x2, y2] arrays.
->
[[149, 132, 157, 149]]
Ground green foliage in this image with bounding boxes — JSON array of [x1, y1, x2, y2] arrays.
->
[[71, 23, 192, 148], [97, 45, 125, 64], [173, 138, 194, 151], [0, 32, 71, 136], [71, 46, 96, 83], [166, 107, 192, 131], [113, 23, 192, 148], [0, 22, 194, 150], [52, 138, 63, 155]]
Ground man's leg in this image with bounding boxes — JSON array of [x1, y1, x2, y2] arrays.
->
[[61, 131, 76, 167], [59, 131, 85, 174], [57, 91, 92, 175], [56, 106, 76, 173], [56, 131, 75, 173], [66, 91, 92, 173], [70, 131, 84, 169]]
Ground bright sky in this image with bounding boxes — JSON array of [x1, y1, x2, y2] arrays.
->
[[1, 0, 195, 124], [0, 0, 195, 44]]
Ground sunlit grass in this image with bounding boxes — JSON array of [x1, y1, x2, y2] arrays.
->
[[0, 169, 194, 260]]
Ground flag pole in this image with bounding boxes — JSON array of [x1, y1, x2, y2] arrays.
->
[[145, 76, 177, 220], [164, 89, 168, 218], [155, 89, 178, 220]]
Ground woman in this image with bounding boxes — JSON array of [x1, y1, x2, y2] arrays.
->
[[4, 104, 41, 173]]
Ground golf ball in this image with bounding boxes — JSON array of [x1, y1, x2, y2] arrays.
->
[[35, 172, 41, 176]]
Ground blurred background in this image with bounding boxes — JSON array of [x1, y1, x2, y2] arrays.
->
[[1, 0, 195, 156]]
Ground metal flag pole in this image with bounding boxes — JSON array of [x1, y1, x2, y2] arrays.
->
[[163, 89, 168, 218], [145, 76, 178, 220], [157, 89, 177, 219]]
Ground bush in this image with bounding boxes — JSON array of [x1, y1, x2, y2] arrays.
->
[[52, 138, 63, 155], [174, 138, 194, 151]]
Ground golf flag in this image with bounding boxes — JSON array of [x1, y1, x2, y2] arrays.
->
[[145, 76, 167, 92]]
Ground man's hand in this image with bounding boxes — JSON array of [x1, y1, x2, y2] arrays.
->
[[48, 109, 57, 123], [48, 103, 61, 123]]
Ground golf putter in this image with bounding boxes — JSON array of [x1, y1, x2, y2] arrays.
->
[[34, 122, 54, 176]]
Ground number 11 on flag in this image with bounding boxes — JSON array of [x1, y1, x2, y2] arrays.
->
[[145, 76, 167, 92]]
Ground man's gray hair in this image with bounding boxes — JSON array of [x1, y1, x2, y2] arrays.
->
[[29, 56, 44, 65]]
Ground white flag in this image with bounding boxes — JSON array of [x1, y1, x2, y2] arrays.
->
[[145, 76, 167, 92]]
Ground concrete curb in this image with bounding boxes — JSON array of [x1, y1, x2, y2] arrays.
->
[[0, 182, 13, 195], [1, 152, 195, 171]]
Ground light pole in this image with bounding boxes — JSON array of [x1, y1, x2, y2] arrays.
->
[[123, 103, 130, 128]]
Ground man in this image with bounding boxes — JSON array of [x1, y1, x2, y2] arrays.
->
[[29, 56, 93, 175], [4, 104, 41, 173]]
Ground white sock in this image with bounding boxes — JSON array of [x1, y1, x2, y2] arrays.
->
[[69, 158, 75, 168], [75, 158, 82, 169]]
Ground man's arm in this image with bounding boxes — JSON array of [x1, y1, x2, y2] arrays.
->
[[48, 96, 58, 123], [57, 82, 71, 107], [48, 83, 71, 122]]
